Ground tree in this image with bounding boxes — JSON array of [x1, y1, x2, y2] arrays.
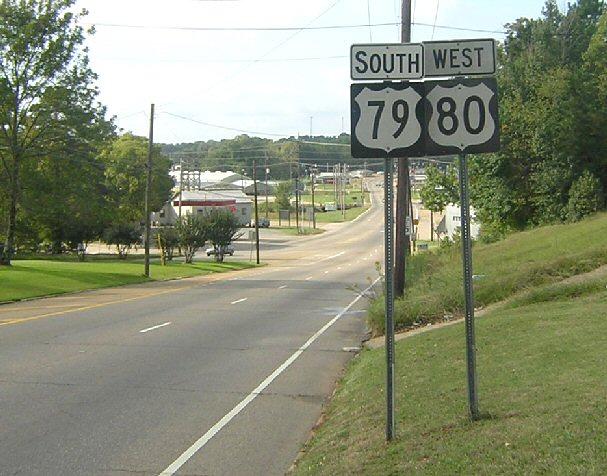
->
[[175, 214, 207, 264], [103, 223, 141, 259], [275, 181, 293, 210], [469, 1, 607, 232], [0, 0, 110, 265], [101, 133, 173, 225], [156, 226, 178, 264], [205, 208, 241, 262], [567, 170, 604, 221], [419, 165, 459, 241]]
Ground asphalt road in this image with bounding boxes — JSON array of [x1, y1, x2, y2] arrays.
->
[[0, 183, 385, 476]]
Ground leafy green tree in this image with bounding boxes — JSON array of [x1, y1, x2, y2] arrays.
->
[[0, 0, 111, 264], [156, 226, 179, 264], [205, 208, 241, 262], [103, 223, 141, 259], [419, 165, 459, 241], [275, 181, 293, 210], [567, 170, 604, 221], [470, 1, 607, 231], [175, 214, 207, 264], [101, 133, 174, 224]]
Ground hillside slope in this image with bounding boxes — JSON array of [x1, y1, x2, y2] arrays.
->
[[294, 214, 607, 474]]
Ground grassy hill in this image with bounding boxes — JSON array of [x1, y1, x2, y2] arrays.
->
[[293, 213, 607, 474], [369, 211, 607, 335]]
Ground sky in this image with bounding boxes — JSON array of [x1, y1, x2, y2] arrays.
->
[[76, 0, 559, 144]]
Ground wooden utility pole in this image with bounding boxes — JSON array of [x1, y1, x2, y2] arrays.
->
[[311, 168, 316, 229], [253, 160, 260, 264], [394, 0, 412, 297], [264, 154, 269, 220], [144, 103, 154, 278], [178, 156, 183, 219]]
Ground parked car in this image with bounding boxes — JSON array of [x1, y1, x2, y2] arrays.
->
[[250, 217, 270, 228], [206, 245, 235, 256]]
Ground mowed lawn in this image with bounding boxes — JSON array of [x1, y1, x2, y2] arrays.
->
[[294, 290, 607, 474], [0, 258, 256, 303]]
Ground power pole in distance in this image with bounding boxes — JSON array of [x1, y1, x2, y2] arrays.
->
[[253, 160, 260, 264], [264, 153, 269, 220], [144, 103, 154, 278], [394, 0, 412, 297], [178, 156, 183, 219]]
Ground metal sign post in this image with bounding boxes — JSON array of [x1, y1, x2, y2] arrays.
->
[[384, 157, 395, 440], [458, 154, 479, 420]]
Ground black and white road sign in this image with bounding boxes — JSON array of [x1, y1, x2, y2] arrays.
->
[[351, 43, 423, 80], [350, 82, 425, 158], [423, 39, 496, 77], [424, 77, 499, 155], [350, 78, 499, 158]]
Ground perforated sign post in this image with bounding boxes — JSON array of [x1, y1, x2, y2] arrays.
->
[[351, 46, 499, 431]]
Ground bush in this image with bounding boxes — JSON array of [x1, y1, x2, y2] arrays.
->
[[205, 208, 242, 262], [275, 181, 293, 210], [567, 170, 604, 222], [103, 223, 141, 259], [175, 215, 207, 264], [156, 226, 179, 264]]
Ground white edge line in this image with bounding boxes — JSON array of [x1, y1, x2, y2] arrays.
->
[[139, 322, 172, 333], [230, 298, 248, 305], [158, 277, 381, 476], [278, 285, 287, 289]]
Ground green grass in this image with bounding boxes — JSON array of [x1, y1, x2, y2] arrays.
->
[[315, 205, 370, 223], [275, 227, 325, 236], [0, 258, 256, 303], [293, 291, 607, 475], [300, 191, 370, 207], [369, 212, 607, 334]]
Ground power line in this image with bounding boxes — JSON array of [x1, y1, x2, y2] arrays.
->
[[161, 111, 292, 137], [366, 0, 373, 42], [90, 20, 401, 32], [89, 20, 508, 35], [99, 54, 348, 64], [431, 0, 440, 40]]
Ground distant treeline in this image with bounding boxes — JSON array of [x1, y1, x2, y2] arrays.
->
[[160, 134, 380, 180]]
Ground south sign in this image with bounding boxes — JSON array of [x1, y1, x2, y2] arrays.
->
[[350, 43, 423, 80]]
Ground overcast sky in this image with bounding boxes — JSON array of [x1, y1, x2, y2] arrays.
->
[[77, 0, 557, 144]]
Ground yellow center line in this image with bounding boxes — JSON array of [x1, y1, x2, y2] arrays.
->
[[0, 285, 194, 328], [0, 304, 86, 312]]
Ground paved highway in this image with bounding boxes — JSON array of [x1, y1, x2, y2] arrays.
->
[[0, 183, 385, 475]]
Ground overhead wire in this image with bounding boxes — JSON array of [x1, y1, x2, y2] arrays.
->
[[431, 0, 440, 40]]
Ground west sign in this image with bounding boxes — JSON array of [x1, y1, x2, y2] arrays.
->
[[423, 38, 496, 77]]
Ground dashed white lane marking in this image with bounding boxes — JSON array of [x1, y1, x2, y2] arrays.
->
[[158, 277, 381, 476], [324, 270, 329, 274], [305, 276, 313, 280], [337, 266, 342, 270], [139, 322, 172, 333], [278, 285, 287, 289], [230, 298, 248, 305], [309, 251, 345, 265]]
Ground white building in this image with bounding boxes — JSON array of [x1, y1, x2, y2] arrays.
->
[[436, 204, 480, 241], [153, 189, 252, 226]]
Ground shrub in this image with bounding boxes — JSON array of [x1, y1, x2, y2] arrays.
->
[[103, 223, 141, 259], [205, 208, 242, 262], [175, 215, 207, 264], [567, 170, 604, 222], [156, 226, 179, 264]]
